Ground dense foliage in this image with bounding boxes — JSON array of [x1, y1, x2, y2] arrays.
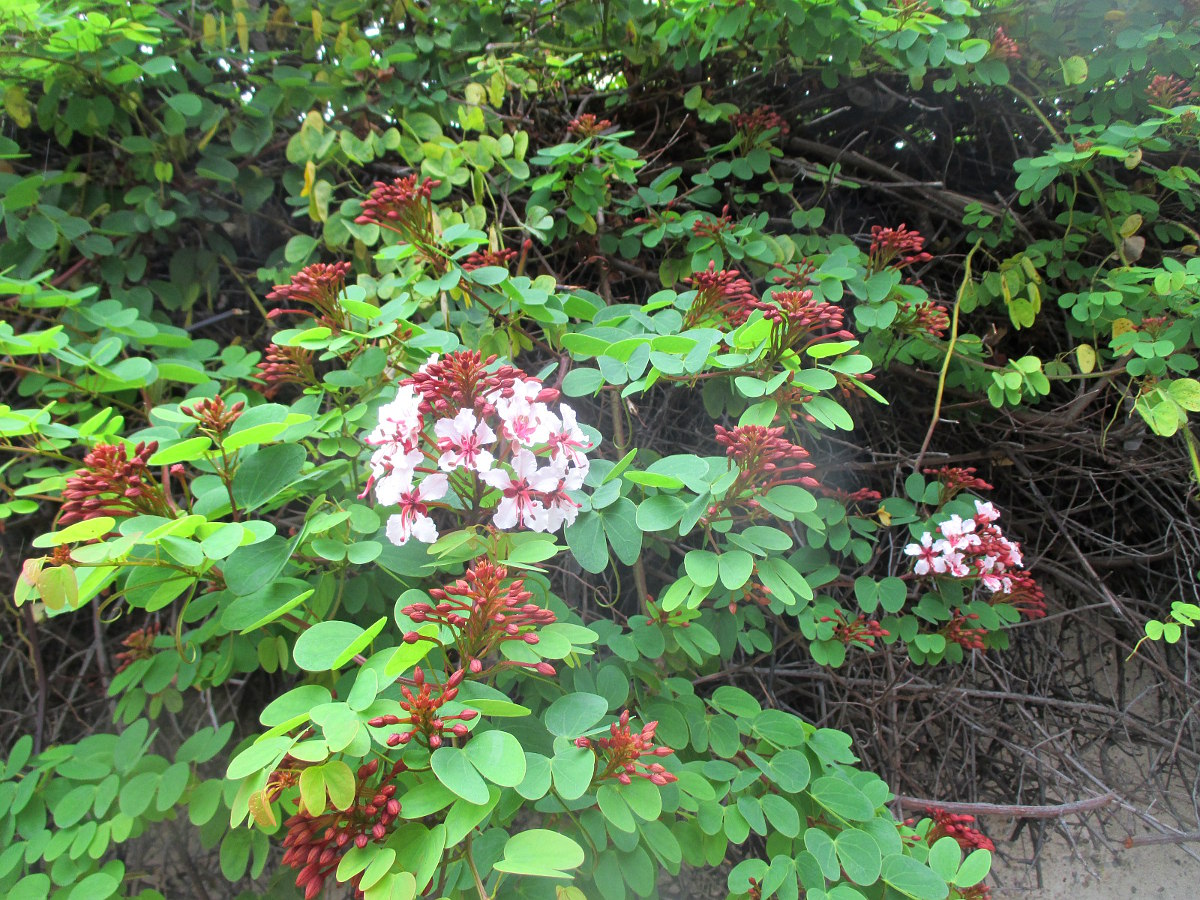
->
[[2, 1, 1199, 898]]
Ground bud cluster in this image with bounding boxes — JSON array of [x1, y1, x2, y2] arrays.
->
[[402, 559, 558, 678], [567, 114, 613, 138], [988, 26, 1020, 60], [574, 710, 677, 786], [354, 175, 442, 251], [867, 224, 933, 274], [59, 441, 170, 526], [706, 425, 820, 524], [924, 465, 993, 500], [114, 623, 161, 674], [731, 105, 790, 146], [1146, 74, 1195, 107], [820, 610, 890, 649], [896, 299, 951, 337], [368, 667, 478, 749], [682, 262, 758, 329], [923, 807, 995, 852], [266, 261, 353, 327], [255, 343, 316, 398], [181, 395, 245, 440], [281, 758, 404, 900]]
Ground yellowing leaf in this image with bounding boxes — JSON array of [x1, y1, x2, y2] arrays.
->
[[1062, 55, 1088, 86], [1119, 214, 1143, 238], [1076, 343, 1096, 374], [4, 85, 32, 129], [1112, 317, 1135, 341], [202, 13, 217, 48], [301, 160, 316, 197], [311, 9, 324, 42], [236, 11, 249, 54]]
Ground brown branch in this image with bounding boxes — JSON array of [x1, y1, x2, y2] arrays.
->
[[894, 792, 1116, 819]]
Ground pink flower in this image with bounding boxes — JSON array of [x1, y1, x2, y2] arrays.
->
[[493, 381, 555, 446], [434, 409, 496, 473], [366, 385, 423, 449], [905, 533, 945, 576], [385, 474, 448, 545], [545, 403, 592, 469], [973, 500, 1000, 525], [372, 448, 425, 505], [480, 450, 557, 530]]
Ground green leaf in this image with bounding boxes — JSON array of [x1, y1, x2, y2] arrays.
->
[[635, 494, 687, 532], [544, 692, 609, 737], [147, 436, 212, 465], [431, 747, 490, 804], [835, 829, 883, 886], [33, 516, 116, 547], [809, 776, 877, 822], [232, 443, 307, 510], [463, 730, 527, 787], [1061, 55, 1088, 86], [718, 549, 754, 590], [292, 618, 386, 672], [880, 854, 950, 900], [954, 849, 991, 888], [550, 744, 595, 800], [565, 511, 608, 573], [494, 829, 585, 878], [927, 837, 961, 882]]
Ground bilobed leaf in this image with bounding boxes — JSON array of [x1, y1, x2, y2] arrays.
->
[[809, 776, 877, 822], [292, 618, 386, 672], [431, 747, 490, 804], [494, 829, 585, 878], [462, 730, 526, 787], [232, 443, 307, 510], [1061, 55, 1088, 86], [544, 692, 609, 737], [880, 854, 950, 900], [835, 829, 883, 885]]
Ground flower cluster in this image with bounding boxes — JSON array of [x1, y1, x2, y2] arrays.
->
[[924, 465, 993, 499], [989, 26, 1020, 60], [818, 485, 882, 506], [923, 807, 995, 852], [59, 441, 169, 526], [256, 343, 315, 398], [369, 667, 478, 749], [820, 611, 890, 649], [867, 224, 933, 274], [896, 298, 951, 337], [731, 105, 790, 146], [181, 395, 244, 440], [756, 288, 854, 359], [363, 351, 592, 546], [567, 113, 613, 138], [400, 559, 558, 677], [574, 710, 677, 786], [1146, 74, 1195, 107], [682, 262, 758, 328], [114, 623, 160, 675], [942, 611, 987, 651], [904, 501, 1046, 620], [707, 425, 820, 524], [461, 245, 518, 272], [354, 175, 442, 249], [281, 758, 404, 900], [266, 261, 352, 326]]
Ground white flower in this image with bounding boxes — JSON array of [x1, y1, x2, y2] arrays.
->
[[372, 447, 425, 505], [384, 474, 448, 546], [366, 384, 423, 450], [495, 380, 556, 446], [434, 409, 496, 473], [545, 403, 592, 468], [973, 500, 1001, 524], [480, 449, 558, 530]]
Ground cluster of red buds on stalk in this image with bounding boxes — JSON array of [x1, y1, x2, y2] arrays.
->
[[181, 395, 244, 440], [368, 667, 478, 749], [567, 113, 613, 138], [255, 342, 316, 399], [704, 424, 820, 525], [280, 758, 404, 900], [574, 710, 677, 786], [266, 260, 353, 329], [682, 262, 759, 329], [355, 175, 443, 262], [400, 559, 558, 678], [1146, 74, 1194, 107], [58, 441, 171, 526], [731, 105, 790, 146], [820, 610, 890, 650]]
